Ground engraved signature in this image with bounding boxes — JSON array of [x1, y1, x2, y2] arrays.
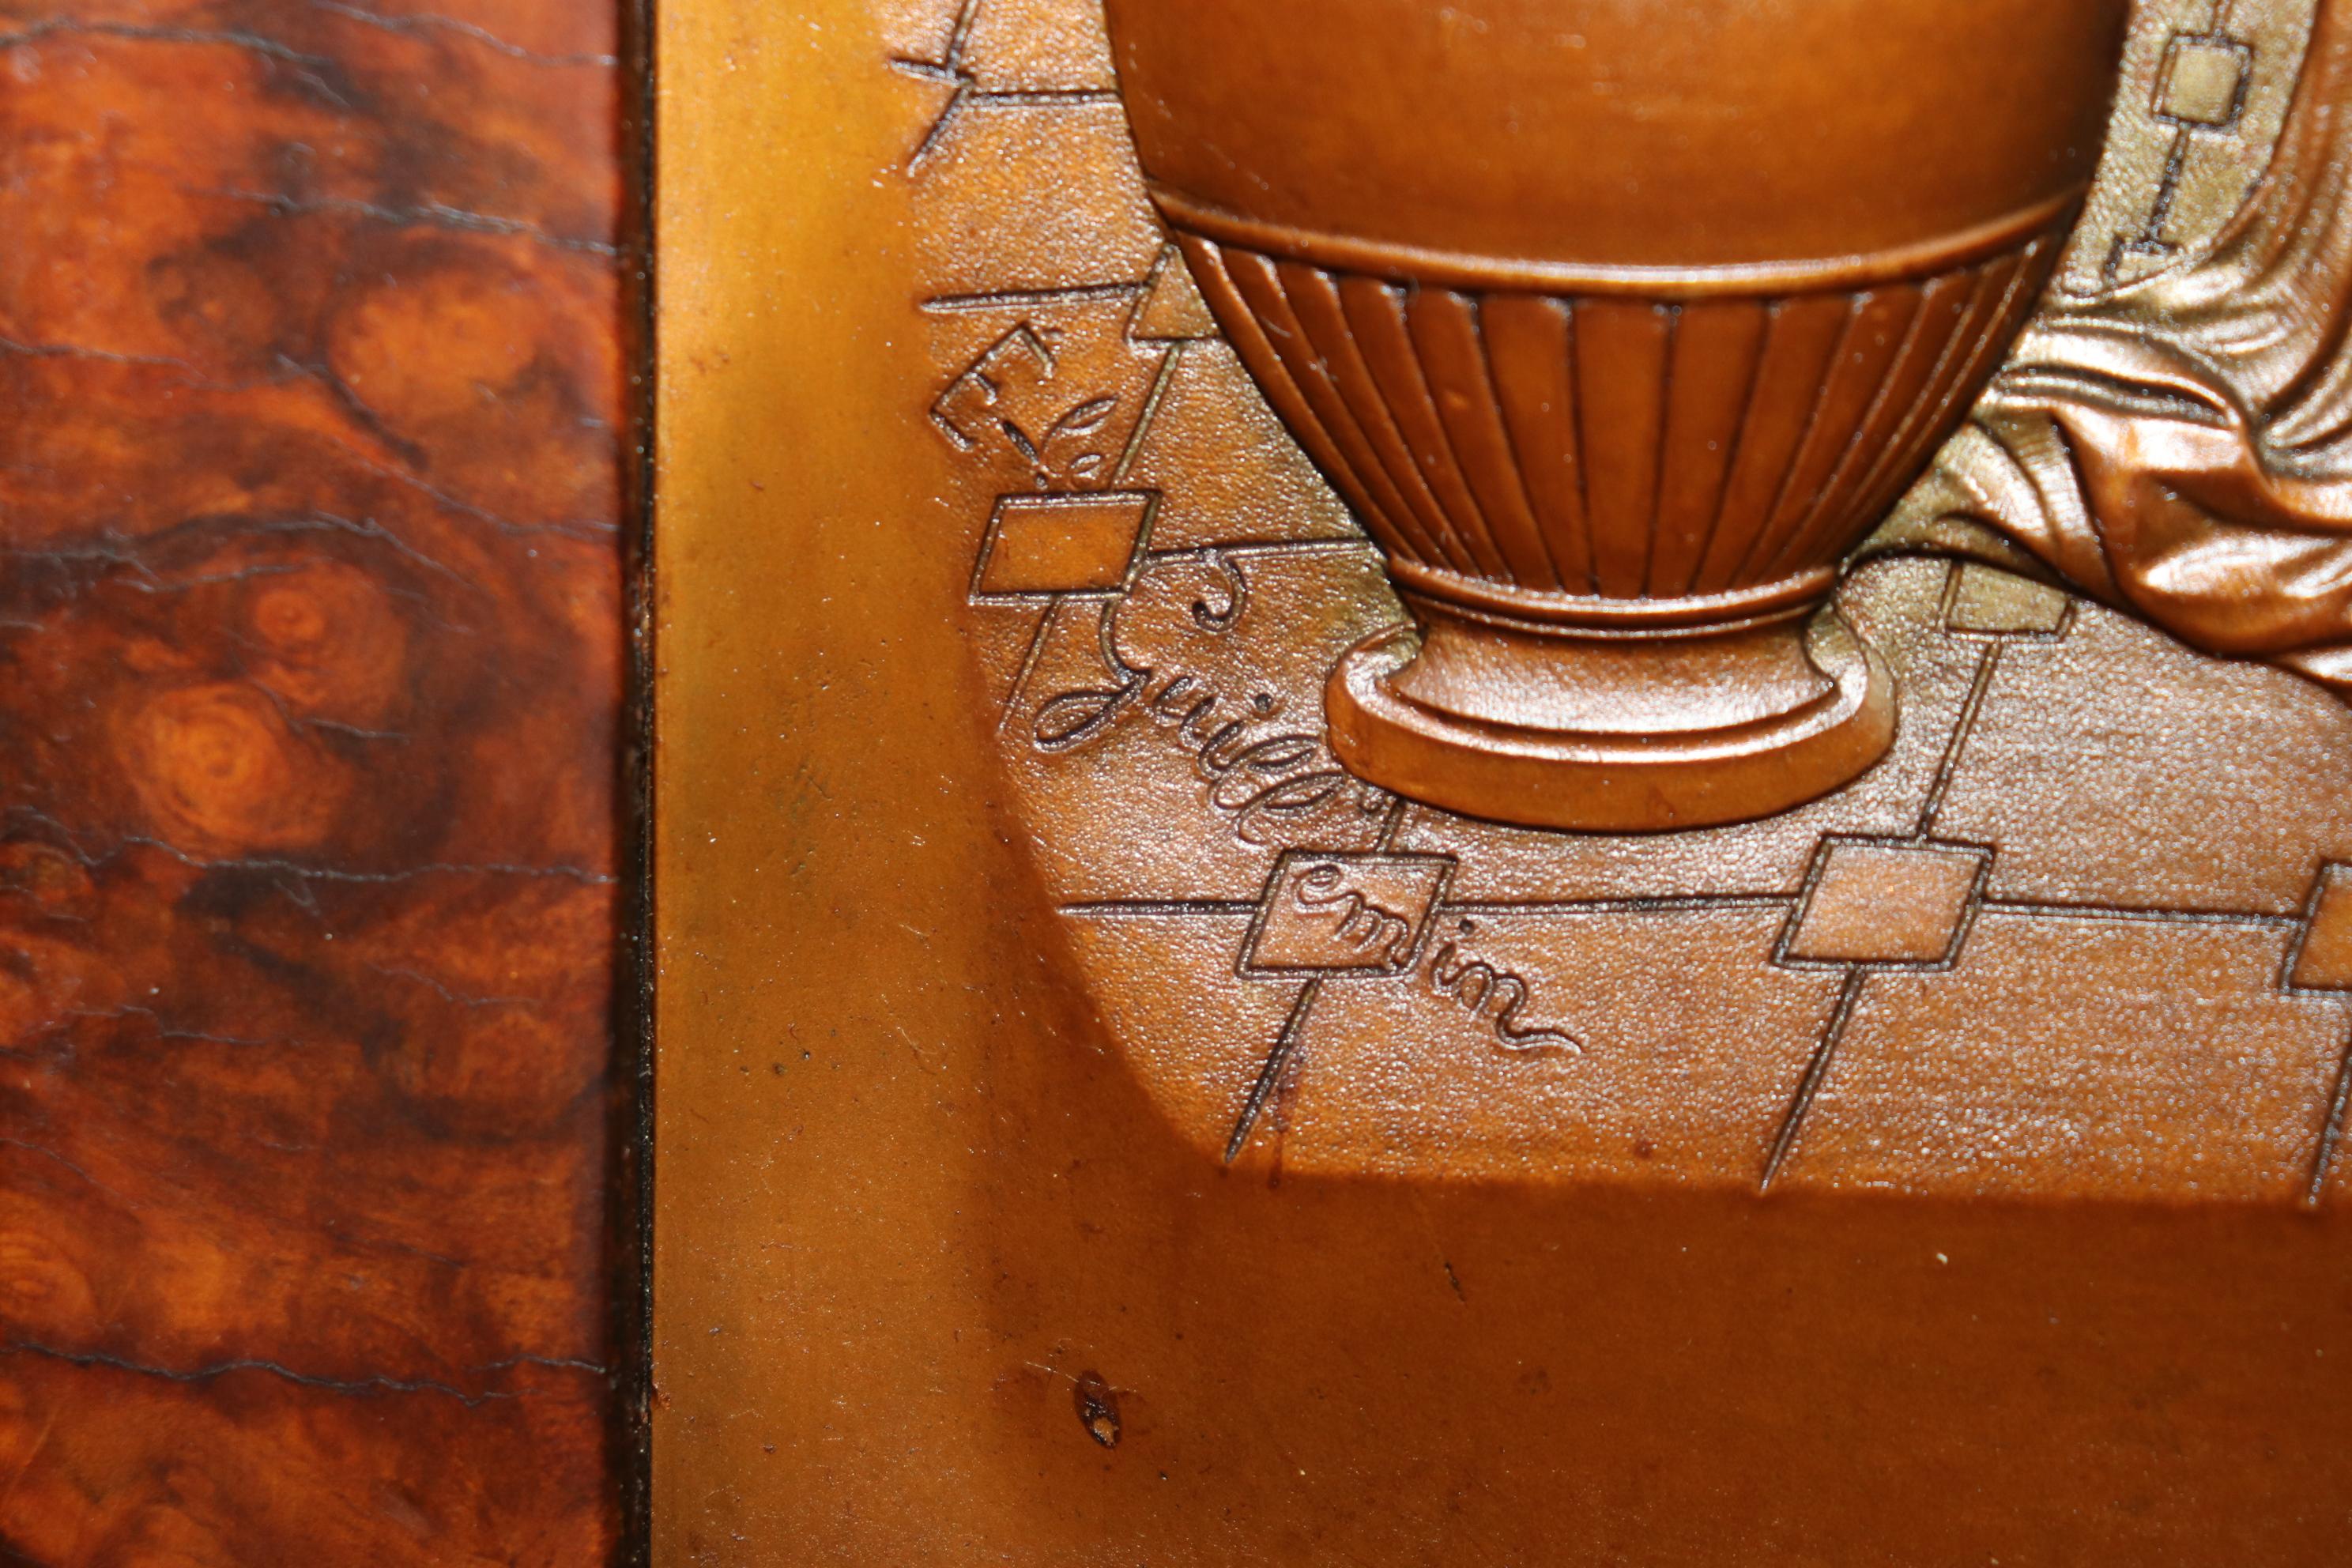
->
[[1291, 861, 1414, 963], [1030, 553, 1364, 845], [1425, 918, 1580, 1056], [1271, 863, 1579, 1057], [930, 322, 1123, 488]]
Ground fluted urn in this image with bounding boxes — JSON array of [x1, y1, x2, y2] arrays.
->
[[1102, 0, 2127, 831]]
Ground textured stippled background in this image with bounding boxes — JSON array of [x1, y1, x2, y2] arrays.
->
[[908, 0, 2352, 1199]]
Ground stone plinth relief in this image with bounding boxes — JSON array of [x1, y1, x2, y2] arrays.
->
[[896, 0, 2352, 1200]]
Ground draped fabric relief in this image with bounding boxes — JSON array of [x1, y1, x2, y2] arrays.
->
[[1884, 0, 2352, 694]]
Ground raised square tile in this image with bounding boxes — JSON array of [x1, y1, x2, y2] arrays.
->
[[1127, 243, 1219, 341], [1945, 564, 2071, 637], [2112, 237, 2182, 286], [1242, 851, 1453, 976], [2155, 35, 2250, 128], [2289, 864, 2352, 991], [1781, 838, 1992, 968], [971, 490, 1156, 599]]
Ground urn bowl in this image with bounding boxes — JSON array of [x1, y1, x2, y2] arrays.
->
[[1102, 0, 2128, 830]]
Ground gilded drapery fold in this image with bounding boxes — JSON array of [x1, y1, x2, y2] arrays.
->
[[1879, 0, 2352, 692]]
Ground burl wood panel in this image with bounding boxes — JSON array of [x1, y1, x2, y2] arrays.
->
[[0, 0, 631, 1559]]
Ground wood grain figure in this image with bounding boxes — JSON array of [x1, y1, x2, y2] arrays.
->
[[0, 0, 632, 1559]]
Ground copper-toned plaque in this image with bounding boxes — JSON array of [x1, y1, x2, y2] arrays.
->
[[656, 0, 2352, 1559]]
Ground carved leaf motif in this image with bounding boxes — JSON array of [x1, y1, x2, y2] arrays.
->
[[1048, 396, 1118, 440]]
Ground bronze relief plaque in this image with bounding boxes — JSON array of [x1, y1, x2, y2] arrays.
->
[[907, 0, 2352, 1198], [655, 0, 2352, 1558]]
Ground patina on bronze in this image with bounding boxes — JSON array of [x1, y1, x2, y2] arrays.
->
[[652, 0, 2352, 1560], [1890, 1, 2352, 698], [1102, 0, 2131, 830]]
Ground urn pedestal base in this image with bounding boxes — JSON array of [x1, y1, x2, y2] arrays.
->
[[1325, 572, 1894, 832]]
